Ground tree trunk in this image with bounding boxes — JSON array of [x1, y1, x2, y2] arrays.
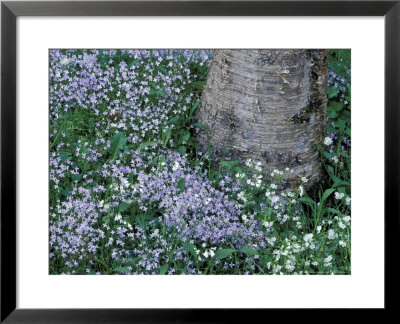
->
[[195, 49, 328, 188]]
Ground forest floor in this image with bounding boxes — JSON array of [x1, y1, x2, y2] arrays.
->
[[49, 49, 351, 275]]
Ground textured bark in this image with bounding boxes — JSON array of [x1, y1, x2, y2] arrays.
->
[[195, 49, 328, 188]]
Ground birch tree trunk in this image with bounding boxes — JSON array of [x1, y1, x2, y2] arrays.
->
[[195, 49, 328, 188]]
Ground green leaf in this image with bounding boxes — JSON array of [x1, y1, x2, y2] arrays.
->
[[60, 152, 72, 162], [233, 166, 243, 174], [327, 110, 338, 119], [341, 151, 350, 159], [137, 141, 158, 151], [128, 172, 135, 183], [71, 173, 83, 181], [62, 188, 70, 197], [323, 151, 332, 159], [321, 188, 335, 204], [340, 109, 351, 120], [182, 242, 197, 260], [328, 87, 340, 99], [152, 155, 159, 165], [128, 59, 139, 68], [157, 66, 168, 75], [239, 247, 258, 256], [337, 118, 346, 132], [327, 124, 336, 134], [118, 202, 130, 212], [121, 52, 130, 60], [167, 117, 180, 125], [330, 174, 350, 188], [113, 267, 130, 274], [326, 208, 342, 215], [215, 248, 236, 259], [193, 123, 207, 130], [109, 133, 127, 160], [220, 161, 236, 170], [190, 100, 200, 116], [178, 146, 186, 155], [329, 101, 344, 112], [125, 257, 141, 266], [177, 178, 186, 192], [159, 264, 168, 275], [182, 131, 191, 142], [315, 188, 336, 223], [162, 129, 171, 147], [298, 197, 316, 208], [150, 89, 167, 97]]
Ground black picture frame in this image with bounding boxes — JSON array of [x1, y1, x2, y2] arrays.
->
[[1, 0, 398, 322]]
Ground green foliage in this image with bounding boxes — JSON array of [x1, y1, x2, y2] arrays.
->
[[327, 50, 351, 132], [215, 248, 236, 259], [109, 132, 126, 160], [321, 50, 351, 194]]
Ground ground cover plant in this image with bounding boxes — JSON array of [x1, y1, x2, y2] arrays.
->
[[49, 49, 351, 275]]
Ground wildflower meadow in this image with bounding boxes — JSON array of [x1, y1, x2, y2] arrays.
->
[[49, 49, 351, 275]]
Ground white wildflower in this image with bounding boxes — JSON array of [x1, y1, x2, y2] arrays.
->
[[324, 255, 333, 267], [334, 192, 345, 200], [304, 233, 313, 243], [237, 191, 247, 203], [61, 57, 70, 65], [324, 137, 333, 145], [172, 161, 180, 171], [270, 195, 280, 204], [301, 177, 309, 183], [343, 215, 351, 224], [263, 221, 274, 229]]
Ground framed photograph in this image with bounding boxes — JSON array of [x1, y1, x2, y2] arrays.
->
[[1, 0, 398, 322]]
